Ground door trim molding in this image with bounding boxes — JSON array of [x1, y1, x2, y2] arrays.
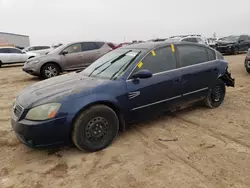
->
[[131, 87, 208, 111], [131, 95, 181, 111], [182, 87, 208, 96]]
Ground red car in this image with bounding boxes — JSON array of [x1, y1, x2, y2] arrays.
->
[[245, 48, 250, 73]]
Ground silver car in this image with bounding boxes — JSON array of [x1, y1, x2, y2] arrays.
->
[[0, 47, 37, 67], [22, 45, 53, 56], [23, 41, 112, 79]]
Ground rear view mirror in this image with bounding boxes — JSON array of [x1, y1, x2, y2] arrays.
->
[[62, 50, 68, 55], [132, 69, 153, 79]]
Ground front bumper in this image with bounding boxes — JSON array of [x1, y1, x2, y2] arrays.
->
[[22, 62, 40, 76], [11, 115, 74, 148], [216, 46, 233, 54]]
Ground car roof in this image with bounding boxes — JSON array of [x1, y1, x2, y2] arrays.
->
[[67, 41, 106, 45], [120, 41, 207, 50], [0, 46, 17, 49]]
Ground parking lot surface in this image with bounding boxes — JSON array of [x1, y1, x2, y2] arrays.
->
[[0, 54, 250, 188]]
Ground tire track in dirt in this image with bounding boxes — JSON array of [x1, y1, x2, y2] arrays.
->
[[174, 115, 250, 149], [131, 125, 219, 188]]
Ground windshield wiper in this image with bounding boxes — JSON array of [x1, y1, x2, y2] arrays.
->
[[110, 51, 141, 80], [89, 50, 132, 77]]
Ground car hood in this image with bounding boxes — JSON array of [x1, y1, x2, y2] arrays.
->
[[217, 41, 236, 46], [16, 73, 107, 108]]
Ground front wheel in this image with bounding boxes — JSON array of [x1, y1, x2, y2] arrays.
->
[[205, 80, 226, 108], [72, 105, 119, 152], [41, 63, 60, 79], [246, 68, 250, 73]]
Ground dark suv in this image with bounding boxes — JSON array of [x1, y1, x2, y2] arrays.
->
[[12, 42, 235, 152], [245, 48, 250, 73], [216, 35, 250, 55]]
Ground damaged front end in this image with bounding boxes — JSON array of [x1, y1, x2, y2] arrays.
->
[[220, 68, 235, 87]]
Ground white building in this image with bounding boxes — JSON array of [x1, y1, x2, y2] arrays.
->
[[0, 32, 30, 49]]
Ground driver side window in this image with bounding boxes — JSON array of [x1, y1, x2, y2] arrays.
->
[[64, 43, 81, 54], [131, 46, 177, 76]]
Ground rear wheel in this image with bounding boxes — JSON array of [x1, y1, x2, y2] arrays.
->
[[72, 105, 119, 152], [246, 61, 250, 73], [205, 80, 226, 108], [41, 63, 60, 79]]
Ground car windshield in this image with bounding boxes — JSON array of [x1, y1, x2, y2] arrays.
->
[[48, 44, 67, 54], [82, 49, 141, 80], [221, 36, 240, 42]]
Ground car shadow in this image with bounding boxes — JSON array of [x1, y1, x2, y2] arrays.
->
[[29, 104, 207, 156]]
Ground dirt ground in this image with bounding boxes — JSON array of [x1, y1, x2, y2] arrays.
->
[[0, 54, 250, 188]]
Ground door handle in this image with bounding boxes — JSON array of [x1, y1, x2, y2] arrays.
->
[[173, 78, 181, 83], [212, 68, 218, 71]]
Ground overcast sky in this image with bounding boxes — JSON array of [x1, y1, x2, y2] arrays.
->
[[0, 0, 249, 45]]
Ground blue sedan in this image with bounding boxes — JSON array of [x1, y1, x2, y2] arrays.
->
[[11, 42, 235, 152]]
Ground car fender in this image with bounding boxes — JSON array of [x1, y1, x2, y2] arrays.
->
[[62, 93, 126, 131], [64, 93, 122, 116]]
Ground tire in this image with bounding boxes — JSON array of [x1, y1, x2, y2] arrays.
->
[[246, 68, 250, 74], [0, 61, 2, 68], [205, 80, 226, 109], [41, 63, 60, 79], [72, 105, 119, 152]]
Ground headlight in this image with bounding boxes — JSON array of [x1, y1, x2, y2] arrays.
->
[[25, 103, 61, 121], [30, 60, 40, 64]]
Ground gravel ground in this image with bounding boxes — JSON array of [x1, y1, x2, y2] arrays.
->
[[0, 54, 250, 188]]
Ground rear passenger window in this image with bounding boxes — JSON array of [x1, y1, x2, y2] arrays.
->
[[178, 45, 208, 67], [207, 48, 216, 61], [95, 42, 105, 49], [0, 48, 9, 53], [28, 47, 35, 51], [81, 42, 98, 51], [132, 46, 176, 75]]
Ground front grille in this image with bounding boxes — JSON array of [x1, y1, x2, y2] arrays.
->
[[13, 102, 24, 119]]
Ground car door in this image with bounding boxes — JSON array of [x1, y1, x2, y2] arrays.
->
[[0, 48, 11, 63], [60, 43, 83, 70], [238, 35, 248, 51], [8, 48, 22, 63], [126, 45, 182, 121], [79, 42, 101, 68], [176, 44, 218, 101], [240, 35, 250, 51]]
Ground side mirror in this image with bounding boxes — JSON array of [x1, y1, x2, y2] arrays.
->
[[238, 39, 244, 43], [132, 69, 153, 79], [61, 50, 68, 55]]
